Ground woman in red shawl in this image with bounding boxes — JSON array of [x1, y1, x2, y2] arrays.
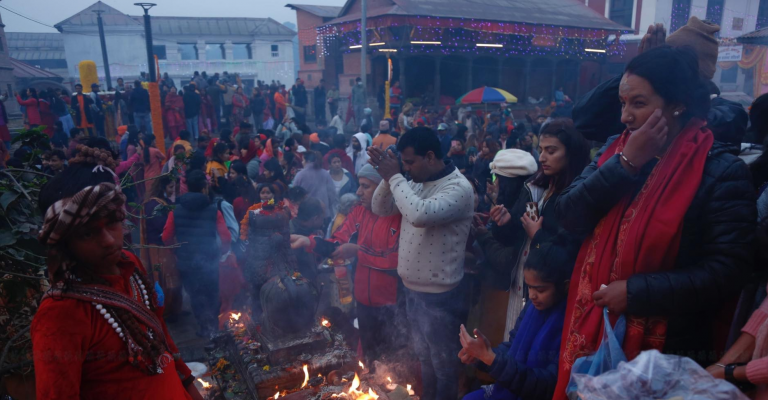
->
[[232, 86, 249, 128], [33, 140, 203, 400], [199, 88, 217, 133], [551, 46, 756, 399], [163, 86, 185, 140]]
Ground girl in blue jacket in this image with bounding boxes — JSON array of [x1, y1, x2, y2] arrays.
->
[[459, 239, 574, 400]]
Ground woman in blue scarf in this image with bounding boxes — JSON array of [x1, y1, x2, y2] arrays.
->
[[459, 238, 574, 400]]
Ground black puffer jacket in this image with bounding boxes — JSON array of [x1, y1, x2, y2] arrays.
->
[[556, 136, 756, 362], [573, 75, 749, 146]]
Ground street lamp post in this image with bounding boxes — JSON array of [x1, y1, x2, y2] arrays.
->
[[135, 3, 157, 82], [92, 9, 112, 89]]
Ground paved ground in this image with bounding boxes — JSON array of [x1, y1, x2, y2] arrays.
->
[[166, 292, 211, 362]]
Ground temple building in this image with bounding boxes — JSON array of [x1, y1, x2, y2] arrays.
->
[[289, 0, 630, 109]]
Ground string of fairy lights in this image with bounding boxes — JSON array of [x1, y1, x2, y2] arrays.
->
[[315, 16, 627, 60]]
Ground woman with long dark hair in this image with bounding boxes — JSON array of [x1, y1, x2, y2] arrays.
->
[[552, 46, 756, 399], [33, 141, 202, 399], [141, 134, 167, 193], [488, 119, 590, 335], [163, 86, 186, 140], [140, 174, 183, 317], [259, 157, 287, 197], [16, 87, 42, 128]]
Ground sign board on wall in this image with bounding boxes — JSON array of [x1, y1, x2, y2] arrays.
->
[[719, 46, 744, 62]]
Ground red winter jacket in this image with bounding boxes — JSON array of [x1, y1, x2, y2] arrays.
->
[[308, 205, 401, 306]]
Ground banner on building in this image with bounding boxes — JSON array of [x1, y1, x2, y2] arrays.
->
[[718, 46, 744, 62]]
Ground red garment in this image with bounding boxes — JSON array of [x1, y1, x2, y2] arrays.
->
[[16, 95, 41, 125], [31, 251, 192, 400], [309, 205, 401, 306], [233, 197, 254, 223], [39, 99, 56, 137], [323, 148, 354, 174], [200, 94, 217, 132], [163, 92, 186, 140], [240, 139, 259, 164], [553, 120, 714, 399], [204, 138, 219, 159], [142, 147, 167, 193], [162, 210, 231, 253]]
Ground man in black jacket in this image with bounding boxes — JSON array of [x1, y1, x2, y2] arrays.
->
[[183, 85, 202, 140], [573, 19, 748, 147], [314, 79, 327, 126], [162, 170, 231, 337], [292, 78, 308, 124], [129, 80, 152, 135]]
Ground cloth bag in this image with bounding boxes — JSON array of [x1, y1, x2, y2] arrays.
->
[[566, 308, 627, 400]]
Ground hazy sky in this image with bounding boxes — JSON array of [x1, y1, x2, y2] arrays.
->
[[0, 0, 345, 33]]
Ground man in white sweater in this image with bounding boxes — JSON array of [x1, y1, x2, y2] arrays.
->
[[368, 127, 474, 400]]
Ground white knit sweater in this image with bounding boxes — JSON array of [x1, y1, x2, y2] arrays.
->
[[372, 166, 474, 293]]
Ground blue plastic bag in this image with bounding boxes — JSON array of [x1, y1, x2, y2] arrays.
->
[[154, 281, 165, 308], [566, 308, 627, 400]]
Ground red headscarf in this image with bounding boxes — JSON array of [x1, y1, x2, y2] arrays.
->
[[240, 139, 259, 164], [552, 119, 714, 399]]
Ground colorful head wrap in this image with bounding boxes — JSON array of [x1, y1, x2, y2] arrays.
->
[[38, 181, 126, 246]]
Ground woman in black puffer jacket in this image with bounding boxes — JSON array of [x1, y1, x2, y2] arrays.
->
[[551, 46, 756, 400]]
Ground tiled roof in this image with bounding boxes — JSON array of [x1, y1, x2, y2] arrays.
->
[[7, 32, 66, 61], [55, 1, 296, 37], [10, 58, 62, 79], [737, 27, 768, 44], [330, 0, 629, 31], [286, 4, 342, 19]]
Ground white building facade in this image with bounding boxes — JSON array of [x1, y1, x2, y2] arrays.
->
[[588, 0, 768, 97], [55, 1, 296, 89]]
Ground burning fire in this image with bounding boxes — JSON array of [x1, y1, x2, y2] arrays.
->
[[387, 377, 392, 384], [197, 379, 211, 389], [273, 392, 280, 399], [300, 364, 309, 388], [229, 312, 242, 325], [321, 318, 331, 328], [358, 360, 365, 370], [346, 373, 379, 399]]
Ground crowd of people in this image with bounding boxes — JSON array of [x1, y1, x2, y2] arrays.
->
[[6, 15, 768, 400]]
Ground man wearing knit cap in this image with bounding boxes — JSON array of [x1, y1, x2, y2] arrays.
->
[[292, 163, 404, 368], [372, 120, 397, 149], [368, 127, 474, 400], [573, 17, 748, 144]]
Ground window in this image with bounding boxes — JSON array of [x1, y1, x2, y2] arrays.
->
[[271, 44, 279, 58], [720, 66, 738, 84], [670, 0, 692, 33], [303, 45, 317, 63], [733, 17, 744, 31], [205, 44, 224, 60], [179, 43, 198, 60], [0, 38, 4, 52], [153, 45, 167, 60], [609, 0, 634, 28], [758, 0, 768, 30], [233, 44, 251, 60], [705, 0, 725, 33]]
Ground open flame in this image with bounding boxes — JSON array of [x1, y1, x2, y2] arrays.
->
[[345, 373, 379, 399], [387, 377, 392, 384], [300, 364, 309, 388], [229, 312, 242, 325], [348, 373, 360, 393], [321, 318, 331, 328], [358, 360, 365, 370], [406, 384, 411, 392], [273, 392, 280, 399], [197, 379, 211, 389]]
